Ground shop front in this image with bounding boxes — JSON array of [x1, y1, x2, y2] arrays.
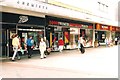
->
[[109, 26, 116, 41], [95, 23, 114, 45], [1, 12, 45, 57], [46, 20, 70, 51], [79, 25, 93, 47], [115, 27, 120, 38], [69, 23, 93, 48], [46, 16, 93, 51]]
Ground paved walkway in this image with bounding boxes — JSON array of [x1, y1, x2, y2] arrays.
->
[[1, 46, 118, 78]]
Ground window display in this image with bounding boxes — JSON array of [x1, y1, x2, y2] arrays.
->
[[28, 31, 44, 49], [80, 29, 93, 47]]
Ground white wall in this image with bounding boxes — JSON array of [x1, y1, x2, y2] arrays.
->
[[53, 0, 119, 26], [0, 0, 119, 26]]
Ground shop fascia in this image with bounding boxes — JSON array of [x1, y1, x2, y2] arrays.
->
[[96, 23, 116, 31], [1, 0, 48, 14], [49, 20, 92, 29]]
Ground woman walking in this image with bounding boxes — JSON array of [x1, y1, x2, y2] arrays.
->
[[12, 34, 21, 61], [58, 37, 64, 53], [78, 37, 86, 54], [39, 38, 46, 59]]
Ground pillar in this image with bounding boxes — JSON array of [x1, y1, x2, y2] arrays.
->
[[92, 24, 95, 47]]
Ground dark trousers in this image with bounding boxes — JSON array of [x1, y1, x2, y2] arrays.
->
[[115, 41, 118, 45], [27, 46, 32, 57], [79, 43, 85, 53]]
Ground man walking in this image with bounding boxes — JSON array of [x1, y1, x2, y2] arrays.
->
[[26, 36, 34, 58]]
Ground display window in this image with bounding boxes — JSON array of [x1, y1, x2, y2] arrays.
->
[[80, 29, 93, 47], [18, 29, 44, 50], [70, 28, 79, 49]]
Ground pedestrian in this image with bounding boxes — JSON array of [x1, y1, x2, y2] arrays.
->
[[78, 37, 86, 54], [78, 37, 81, 50], [21, 37, 27, 55], [115, 37, 118, 45], [26, 36, 34, 58], [105, 37, 108, 47], [44, 37, 50, 55], [39, 38, 46, 59], [11, 34, 21, 61], [58, 37, 64, 53]]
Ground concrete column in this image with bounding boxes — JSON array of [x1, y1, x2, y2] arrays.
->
[[92, 24, 95, 47], [106, 31, 111, 40], [109, 31, 112, 40]]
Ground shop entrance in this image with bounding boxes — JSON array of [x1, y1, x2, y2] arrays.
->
[[2, 27, 16, 58], [18, 28, 44, 50], [95, 31, 106, 43], [2, 24, 45, 58]]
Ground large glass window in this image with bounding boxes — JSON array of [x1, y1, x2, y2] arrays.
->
[[85, 29, 93, 47]]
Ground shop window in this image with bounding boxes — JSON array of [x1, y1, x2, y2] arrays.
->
[[28, 31, 44, 48], [98, 2, 108, 13], [22, 2, 25, 5], [27, 3, 29, 6], [17, 1, 20, 4], [39, 5, 41, 8], [31, 4, 34, 7], [43, 6, 44, 9]]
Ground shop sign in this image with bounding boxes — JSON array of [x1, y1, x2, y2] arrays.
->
[[19, 16, 28, 23], [69, 23, 81, 28], [58, 22, 69, 26], [109, 26, 112, 31], [101, 25, 109, 30], [49, 20, 92, 29], [81, 25, 88, 29], [49, 21, 58, 25], [88, 26, 93, 29], [96, 24, 100, 30], [116, 27, 120, 32], [1, 0, 48, 14], [70, 28, 79, 34], [111, 26, 116, 31], [49, 20, 69, 26]]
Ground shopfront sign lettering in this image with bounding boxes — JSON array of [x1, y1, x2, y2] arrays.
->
[[58, 22, 69, 26], [112, 27, 116, 31], [49, 20, 69, 26], [69, 23, 81, 27], [49, 20, 93, 29], [110, 26, 116, 31], [116, 27, 120, 32], [81, 25, 88, 28], [101, 26, 108, 30], [49, 21, 58, 25], [19, 16, 28, 23]]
